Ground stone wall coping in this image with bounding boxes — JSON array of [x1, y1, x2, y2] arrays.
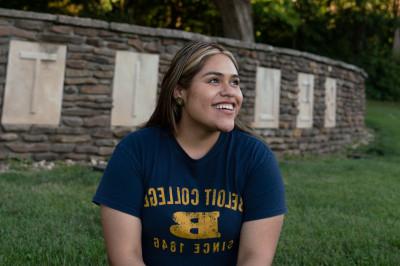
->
[[0, 7, 57, 21], [0, 7, 367, 77]]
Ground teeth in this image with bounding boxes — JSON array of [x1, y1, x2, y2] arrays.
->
[[215, 104, 233, 110]]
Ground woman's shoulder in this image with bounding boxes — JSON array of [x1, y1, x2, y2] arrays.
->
[[230, 129, 275, 165], [231, 129, 270, 150], [123, 126, 167, 140], [117, 126, 168, 150], [229, 130, 282, 185]]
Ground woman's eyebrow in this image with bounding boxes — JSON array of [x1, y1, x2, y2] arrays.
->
[[201, 71, 239, 78]]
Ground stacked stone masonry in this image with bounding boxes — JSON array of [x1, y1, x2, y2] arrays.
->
[[0, 8, 368, 161]]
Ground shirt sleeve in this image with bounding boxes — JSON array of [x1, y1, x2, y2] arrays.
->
[[242, 145, 287, 222], [92, 143, 144, 218]]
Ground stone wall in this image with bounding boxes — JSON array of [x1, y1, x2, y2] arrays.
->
[[0, 8, 367, 161]]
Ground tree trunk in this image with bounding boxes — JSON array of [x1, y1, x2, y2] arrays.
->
[[394, 28, 400, 56], [213, 0, 254, 42], [393, 0, 400, 55]]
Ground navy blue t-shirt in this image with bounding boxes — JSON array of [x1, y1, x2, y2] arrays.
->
[[93, 127, 286, 266]]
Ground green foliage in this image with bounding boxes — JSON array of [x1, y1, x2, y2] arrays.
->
[[362, 50, 400, 101], [0, 0, 223, 35], [253, 0, 400, 101], [252, 0, 302, 47]]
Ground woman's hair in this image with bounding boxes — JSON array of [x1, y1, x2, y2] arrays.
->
[[144, 40, 250, 134]]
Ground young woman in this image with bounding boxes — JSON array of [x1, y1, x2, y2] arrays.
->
[[93, 41, 287, 266]]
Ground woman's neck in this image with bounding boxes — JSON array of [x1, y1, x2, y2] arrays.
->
[[174, 124, 220, 160]]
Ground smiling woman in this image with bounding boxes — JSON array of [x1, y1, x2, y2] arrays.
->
[[175, 53, 242, 133], [173, 53, 243, 155], [93, 41, 287, 266]]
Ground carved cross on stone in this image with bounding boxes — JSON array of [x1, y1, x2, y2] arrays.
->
[[327, 84, 335, 121], [325, 78, 337, 127], [301, 78, 311, 103], [296, 73, 314, 128], [131, 60, 141, 118], [19, 51, 58, 114], [260, 71, 276, 121]]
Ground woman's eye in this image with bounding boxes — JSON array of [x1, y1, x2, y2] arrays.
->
[[231, 79, 240, 86], [208, 78, 219, 84]]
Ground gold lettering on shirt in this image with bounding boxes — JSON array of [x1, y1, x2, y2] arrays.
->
[[204, 189, 212, 205], [217, 190, 226, 207], [169, 211, 221, 239], [203, 242, 210, 254], [143, 186, 242, 212], [238, 196, 243, 212], [212, 189, 217, 205], [148, 187, 157, 206], [225, 191, 232, 209], [181, 187, 190, 205], [167, 186, 174, 205], [157, 187, 166, 206], [175, 186, 182, 204], [190, 189, 199, 205], [203, 188, 243, 212], [191, 240, 235, 254], [143, 194, 149, 207], [152, 237, 235, 254], [231, 192, 238, 211]]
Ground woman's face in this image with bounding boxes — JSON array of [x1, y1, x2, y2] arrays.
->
[[175, 53, 243, 133]]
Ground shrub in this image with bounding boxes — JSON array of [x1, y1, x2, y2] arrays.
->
[[361, 49, 400, 101]]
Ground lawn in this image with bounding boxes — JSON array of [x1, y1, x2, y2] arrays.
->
[[0, 164, 106, 265], [1, 101, 399, 265], [275, 101, 400, 265]]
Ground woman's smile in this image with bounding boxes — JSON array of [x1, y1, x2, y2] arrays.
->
[[175, 53, 243, 133]]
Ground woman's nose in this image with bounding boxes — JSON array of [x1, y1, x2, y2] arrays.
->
[[220, 81, 236, 96]]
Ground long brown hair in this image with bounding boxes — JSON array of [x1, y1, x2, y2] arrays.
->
[[145, 41, 251, 134]]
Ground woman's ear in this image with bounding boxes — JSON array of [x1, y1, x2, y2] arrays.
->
[[173, 86, 186, 100]]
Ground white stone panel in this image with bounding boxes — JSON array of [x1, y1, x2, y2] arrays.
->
[[111, 51, 159, 127], [296, 73, 314, 128], [1, 40, 66, 126], [253, 67, 281, 128], [324, 77, 337, 128]]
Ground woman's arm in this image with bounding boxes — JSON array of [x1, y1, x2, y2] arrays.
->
[[237, 215, 284, 266], [101, 205, 145, 266]]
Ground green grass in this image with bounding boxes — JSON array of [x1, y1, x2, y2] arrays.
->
[[0, 164, 107, 265], [1, 101, 399, 265], [275, 100, 400, 265], [363, 101, 400, 156], [276, 156, 400, 265]]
